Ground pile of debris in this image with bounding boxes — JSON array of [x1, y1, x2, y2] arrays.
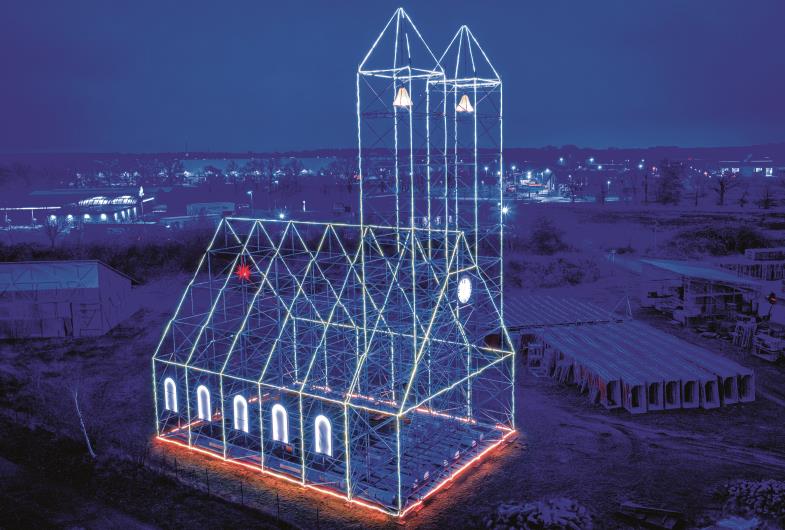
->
[[484, 498, 593, 529], [722, 480, 785, 522]]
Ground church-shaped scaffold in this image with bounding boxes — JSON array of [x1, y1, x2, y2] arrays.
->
[[153, 8, 514, 518]]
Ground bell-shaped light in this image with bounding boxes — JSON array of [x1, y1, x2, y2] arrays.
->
[[456, 94, 474, 113], [393, 86, 413, 108]]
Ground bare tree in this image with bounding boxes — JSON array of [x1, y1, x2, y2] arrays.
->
[[226, 160, 240, 190], [565, 175, 584, 203], [655, 160, 683, 205], [267, 158, 281, 193], [685, 171, 708, 207], [596, 177, 607, 205], [737, 187, 749, 208], [245, 158, 265, 188], [42, 216, 67, 249], [758, 184, 776, 209], [167, 159, 184, 185], [712, 171, 739, 206], [328, 157, 357, 194]]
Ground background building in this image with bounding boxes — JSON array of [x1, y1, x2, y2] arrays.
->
[[0, 260, 134, 338]]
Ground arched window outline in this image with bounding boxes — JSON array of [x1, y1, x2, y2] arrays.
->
[[196, 385, 211, 421], [163, 377, 178, 412], [233, 395, 249, 433], [271, 403, 288, 443], [314, 414, 332, 456]]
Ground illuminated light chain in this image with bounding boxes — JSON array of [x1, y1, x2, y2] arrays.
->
[[153, 7, 515, 513], [155, 426, 515, 518]]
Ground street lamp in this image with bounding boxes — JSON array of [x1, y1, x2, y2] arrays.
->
[[246, 190, 254, 211]]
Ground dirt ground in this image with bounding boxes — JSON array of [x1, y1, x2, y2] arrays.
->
[[2, 206, 785, 528]]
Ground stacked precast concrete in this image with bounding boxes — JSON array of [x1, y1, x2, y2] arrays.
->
[[513, 298, 755, 414]]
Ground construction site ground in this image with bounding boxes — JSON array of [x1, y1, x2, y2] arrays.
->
[[1, 266, 785, 528]]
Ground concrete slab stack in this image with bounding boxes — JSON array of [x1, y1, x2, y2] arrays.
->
[[517, 297, 756, 414]]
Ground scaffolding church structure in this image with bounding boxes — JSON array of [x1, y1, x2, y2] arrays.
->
[[153, 8, 514, 517]]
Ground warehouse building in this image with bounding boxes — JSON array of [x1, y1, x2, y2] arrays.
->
[[0, 260, 133, 338], [639, 258, 763, 325]]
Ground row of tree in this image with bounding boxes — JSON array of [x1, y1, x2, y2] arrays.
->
[[563, 160, 782, 208]]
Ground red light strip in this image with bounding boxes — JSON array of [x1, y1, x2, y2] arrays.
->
[[155, 427, 515, 519]]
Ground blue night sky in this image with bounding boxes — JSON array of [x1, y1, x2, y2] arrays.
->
[[2, 0, 784, 153]]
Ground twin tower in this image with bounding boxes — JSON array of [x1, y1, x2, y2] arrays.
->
[[357, 8, 505, 315]]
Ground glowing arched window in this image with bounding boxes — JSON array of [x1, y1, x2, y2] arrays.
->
[[233, 395, 249, 433], [196, 385, 211, 421], [163, 377, 178, 412], [314, 414, 332, 456], [271, 403, 288, 443]]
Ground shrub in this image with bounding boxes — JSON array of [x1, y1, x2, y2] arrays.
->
[[0, 229, 213, 283], [666, 225, 770, 257], [506, 255, 600, 289], [528, 218, 567, 255]]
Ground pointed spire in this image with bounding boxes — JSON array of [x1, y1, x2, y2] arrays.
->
[[439, 25, 500, 83], [359, 8, 443, 75]]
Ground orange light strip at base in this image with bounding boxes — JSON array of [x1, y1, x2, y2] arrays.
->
[[155, 428, 515, 519], [155, 435, 395, 516], [399, 428, 516, 518]]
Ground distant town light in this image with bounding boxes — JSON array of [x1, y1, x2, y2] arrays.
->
[[100, 213, 107, 221], [83, 213, 90, 220], [598, 165, 603, 170], [278, 212, 285, 220], [501, 206, 510, 215], [638, 163, 644, 170]]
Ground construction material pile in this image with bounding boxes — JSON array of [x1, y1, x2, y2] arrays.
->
[[528, 320, 755, 414], [518, 298, 755, 414], [484, 498, 593, 530]]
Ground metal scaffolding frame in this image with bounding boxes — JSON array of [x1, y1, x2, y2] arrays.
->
[[153, 8, 513, 517]]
